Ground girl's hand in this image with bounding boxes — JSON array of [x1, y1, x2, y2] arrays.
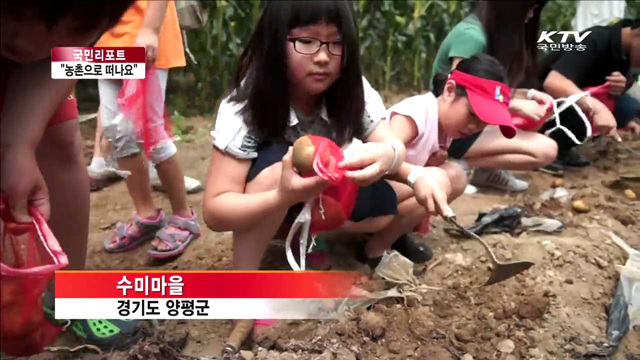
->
[[411, 167, 452, 216], [1, 144, 50, 222], [339, 142, 395, 186], [135, 28, 159, 64], [277, 148, 328, 207], [591, 99, 617, 135], [511, 98, 548, 122], [605, 71, 627, 96], [528, 89, 554, 110]]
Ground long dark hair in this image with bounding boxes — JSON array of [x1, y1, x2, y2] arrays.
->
[[231, 0, 365, 145], [432, 53, 507, 97], [475, 0, 547, 87]]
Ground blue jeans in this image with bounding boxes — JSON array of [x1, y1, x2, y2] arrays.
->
[[614, 94, 640, 129]]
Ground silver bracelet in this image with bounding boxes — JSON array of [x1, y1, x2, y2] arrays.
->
[[407, 166, 423, 189], [383, 143, 400, 175]]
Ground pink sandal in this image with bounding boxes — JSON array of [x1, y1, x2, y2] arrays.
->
[[148, 209, 200, 259], [104, 210, 165, 253]]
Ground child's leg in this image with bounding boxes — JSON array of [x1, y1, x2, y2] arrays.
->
[[153, 153, 190, 217], [365, 161, 467, 259], [234, 161, 288, 270], [36, 120, 89, 279], [461, 126, 558, 170], [143, 68, 189, 218]]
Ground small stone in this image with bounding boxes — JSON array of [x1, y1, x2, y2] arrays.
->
[[479, 256, 488, 263], [528, 348, 542, 358], [580, 289, 591, 300], [240, 350, 255, 360], [552, 179, 564, 188], [564, 278, 574, 284], [501, 250, 514, 260], [573, 200, 591, 213], [454, 329, 474, 344], [594, 256, 608, 269], [479, 332, 493, 341], [624, 189, 637, 201], [497, 339, 515, 353], [462, 354, 474, 360]]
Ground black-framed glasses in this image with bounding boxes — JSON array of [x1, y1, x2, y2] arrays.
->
[[287, 37, 343, 56]]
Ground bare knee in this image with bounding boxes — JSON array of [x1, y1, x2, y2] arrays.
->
[[442, 162, 468, 201], [245, 162, 282, 193], [534, 136, 558, 167]]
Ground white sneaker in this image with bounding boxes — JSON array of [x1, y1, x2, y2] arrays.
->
[[88, 157, 129, 191], [463, 184, 478, 194], [470, 168, 529, 192], [149, 165, 203, 194]]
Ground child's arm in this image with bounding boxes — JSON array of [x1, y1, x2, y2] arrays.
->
[[203, 147, 327, 232], [1, 60, 76, 222], [543, 70, 616, 135], [136, 0, 170, 63], [340, 121, 406, 186], [387, 162, 452, 216], [388, 113, 419, 145], [385, 112, 452, 216]]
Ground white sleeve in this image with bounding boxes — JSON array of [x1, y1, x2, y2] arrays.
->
[[362, 76, 386, 137], [210, 96, 261, 159]]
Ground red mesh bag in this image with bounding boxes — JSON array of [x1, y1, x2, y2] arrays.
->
[[513, 83, 613, 133], [306, 135, 358, 233], [117, 66, 171, 156], [0, 197, 68, 356], [286, 135, 358, 270]]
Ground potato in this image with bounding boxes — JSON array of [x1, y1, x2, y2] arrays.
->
[[292, 136, 316, 176], [1, 305, 41, 338], [572, 200, 590, 213], [1, 282, 20, 308]]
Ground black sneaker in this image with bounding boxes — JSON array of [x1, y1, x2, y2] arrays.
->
[[355, 241, 382, 270], [391, 234, 433, 264], [558, 148, 590, 167], [538, 160, 565, 176]]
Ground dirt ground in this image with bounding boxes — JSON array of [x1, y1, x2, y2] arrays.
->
[[11, 116, 640, 360]]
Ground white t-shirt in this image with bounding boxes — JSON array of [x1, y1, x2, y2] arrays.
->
[[386, 93, 451, 166], [572, 0, 627, 32], [211, 77, 386, 159]]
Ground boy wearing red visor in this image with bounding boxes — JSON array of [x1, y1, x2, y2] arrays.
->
[[362, 54, 515, 267]]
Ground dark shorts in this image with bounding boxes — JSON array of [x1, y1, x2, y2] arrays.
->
[[246, 141, 398, 222], [447, 131, 482, 159]]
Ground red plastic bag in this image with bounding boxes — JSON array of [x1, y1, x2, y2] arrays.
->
[[0, 197, 68, 356], [117, 66, 171, 156]]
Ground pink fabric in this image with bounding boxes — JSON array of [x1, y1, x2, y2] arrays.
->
[[387, 93, 451, 166]]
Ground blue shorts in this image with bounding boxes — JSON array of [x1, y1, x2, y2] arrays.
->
[[246, 141, 398, 222]]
